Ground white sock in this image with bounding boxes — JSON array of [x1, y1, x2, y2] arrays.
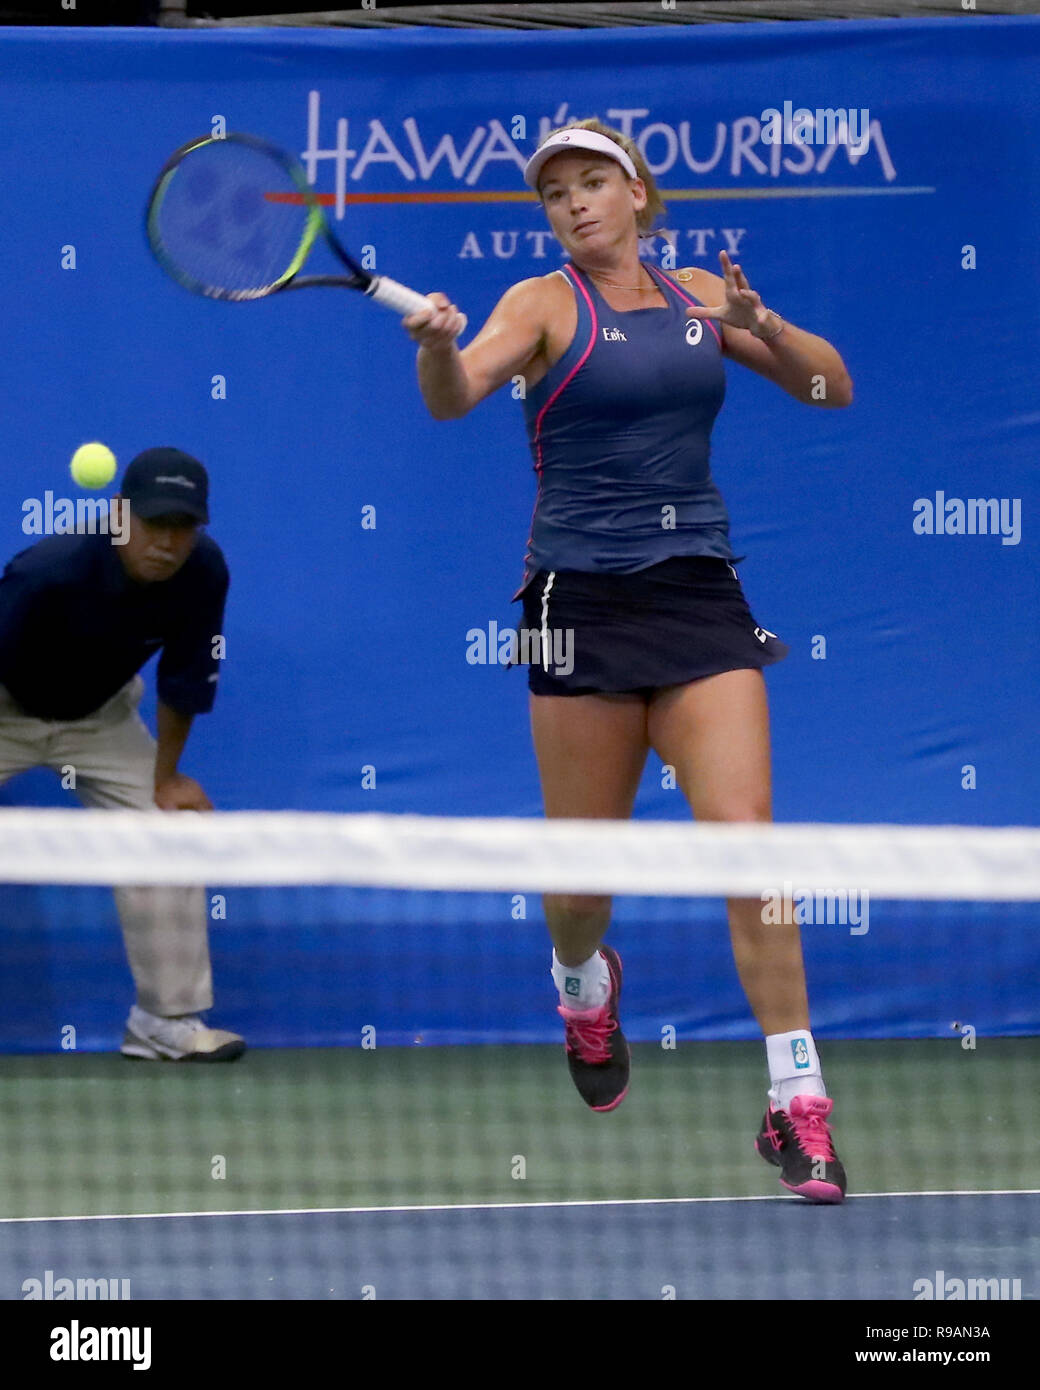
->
[[551, 949, 610, 1012], [766, 1029, 827, 1111]]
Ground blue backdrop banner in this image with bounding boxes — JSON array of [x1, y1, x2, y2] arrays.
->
[[0, 18, 1036, 1049]]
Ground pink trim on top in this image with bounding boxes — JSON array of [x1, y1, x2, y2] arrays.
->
[[513, 264, 599, 598], [647, 264, 723, 349], [533, 264, 599, 475]]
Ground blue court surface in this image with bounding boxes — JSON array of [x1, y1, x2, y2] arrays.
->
[[3, 1193, 1037, 1301]]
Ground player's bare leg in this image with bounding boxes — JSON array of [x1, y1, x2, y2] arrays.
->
[[530, 690, 648, 962], [647, 668, 807, 1030], [530, 691, 648, 1110], [648, 668, 845, 1200]]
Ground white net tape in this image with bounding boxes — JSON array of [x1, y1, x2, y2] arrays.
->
[[0, 809, 1037, 898]]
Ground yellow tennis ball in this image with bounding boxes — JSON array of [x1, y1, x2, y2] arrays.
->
[[70, 442, 117, 489]]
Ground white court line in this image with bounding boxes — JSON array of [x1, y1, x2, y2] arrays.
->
[[2, 1188, 1039, 1225]]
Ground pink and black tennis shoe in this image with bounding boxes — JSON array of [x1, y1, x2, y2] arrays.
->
[[557, 945, 629, 1112], [756, 1094, 847, 1203]]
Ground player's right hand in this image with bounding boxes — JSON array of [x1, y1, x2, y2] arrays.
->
[[404, 292, 465, 348]]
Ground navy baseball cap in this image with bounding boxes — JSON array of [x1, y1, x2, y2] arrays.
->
[[121, 448, 209, 523]]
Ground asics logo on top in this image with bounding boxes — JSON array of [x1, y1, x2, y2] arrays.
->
[[685, 320, 704, 346]]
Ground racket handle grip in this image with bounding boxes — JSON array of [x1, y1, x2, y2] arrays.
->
[[366, 275, 467, 337]]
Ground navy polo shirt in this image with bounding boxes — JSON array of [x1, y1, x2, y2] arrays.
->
[[0, 531, 229, 721]]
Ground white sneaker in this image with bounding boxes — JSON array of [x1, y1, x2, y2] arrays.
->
[[121, 1005, 245, 1062]]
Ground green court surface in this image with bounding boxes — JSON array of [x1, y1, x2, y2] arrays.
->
[[2, 1038, 1037, 1220]]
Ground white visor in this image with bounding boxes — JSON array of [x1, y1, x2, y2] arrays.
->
[[524, 129, 638, 190]]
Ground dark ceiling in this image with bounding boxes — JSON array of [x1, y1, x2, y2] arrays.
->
[[4, 0, 1039, 28]]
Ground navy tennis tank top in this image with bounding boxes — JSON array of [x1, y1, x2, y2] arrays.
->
[[516, 261, 735, 595]]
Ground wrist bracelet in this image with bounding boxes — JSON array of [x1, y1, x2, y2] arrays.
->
[[756, 313, 785, 342]]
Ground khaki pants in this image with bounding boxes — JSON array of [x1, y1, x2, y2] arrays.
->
[[0, 675, 213, 1016]]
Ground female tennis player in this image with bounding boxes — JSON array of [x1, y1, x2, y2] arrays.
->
[[405, 118, 853, 1204]]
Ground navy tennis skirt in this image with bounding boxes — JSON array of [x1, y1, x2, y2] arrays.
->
[[516, 556, 789, 697]]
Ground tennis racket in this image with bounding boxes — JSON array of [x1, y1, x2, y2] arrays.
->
[[145, 131, 465, 332]]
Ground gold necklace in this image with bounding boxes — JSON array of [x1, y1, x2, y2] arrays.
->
[[586, 269, 657, 292]]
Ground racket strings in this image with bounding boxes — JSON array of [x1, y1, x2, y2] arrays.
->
[[150, 139, 318, 298]]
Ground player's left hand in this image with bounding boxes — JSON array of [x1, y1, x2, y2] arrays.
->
[[155, 773, 213, 811], [684, 250, 773, 336]]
